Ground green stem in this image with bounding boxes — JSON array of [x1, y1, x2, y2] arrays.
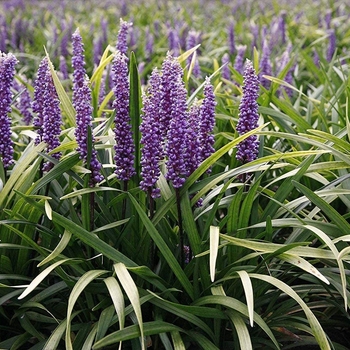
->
[[175, 187, 184, 269], [148, 188, 158, 271], [122, 180, 128, 220], [90, 191, 95, 231]]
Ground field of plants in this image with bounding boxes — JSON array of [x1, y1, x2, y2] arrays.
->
[[1, 0, 350, 349]]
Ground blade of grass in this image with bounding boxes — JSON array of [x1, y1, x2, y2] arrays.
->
[[65, 270, 109, 350], [114, 263, 144, 350]]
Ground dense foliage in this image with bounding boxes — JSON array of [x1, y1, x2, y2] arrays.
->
[[1, 0, 350, 349]]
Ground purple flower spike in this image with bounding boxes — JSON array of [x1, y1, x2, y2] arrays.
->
[[140, 68, 163, 198], [236, 60, 260, 164], [167, 26, 181, 57], [42, 70, 62, 172], [14, 78, 32, 125], [326, 29, 336, 62], [72, 28, 103, 185], [59, 55, 69, 80], [32, 57, 49, 145], [227, 21, 235, 55], [75, 81, 103, 185], [186, 101, 202, 176], [259, 39, 272, 89], [278, 11, 287, 45], [72, 28, 86, 96], [165, 75, 189, 188], [234, 45, 247, 75], [145, 27, 154, 59], [112, 50, 135, 182], [159, 52, 183, 141], [199, 77, 216, 168], [325, 10, 332, 30], [221, 53, 231, 80], [277, 44, 294, 98], [0, 52, 18, 168], [117, 18, 132, 56]]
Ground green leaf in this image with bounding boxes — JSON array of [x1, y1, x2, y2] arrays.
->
[[210, 226, 219, 282], [129, 51, 142, 185], [92, 321, 183, 349], [194, 295, 279, 349], [45, 48, 76, 127], [279, 252, 330, 285], [249, 274, 331, 350], [227, 310, 253, 350], [104, 276, 125, 341], [96, 305, 115, 341], [38, 230, 72, 267], [65, 270, 109, 350], [177, 44, 201, 63], [128, 193, 194, 300], [0, 143, 45, 208], [45, 49, 76, 127], [171, 331, 186, 350], [236, 271, 254, 327], [14, 192, 142, 268], [43, 317, 68, 350], [18, 258, 74, 300], [114, 263, 144, 350]]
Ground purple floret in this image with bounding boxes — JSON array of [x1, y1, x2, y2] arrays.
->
[[0, 52, 18, 168], [236, 59, 260, 164], [165, 75, 189, 188], [116, 18, 132, 56], [198, 77, 216, 168], [112, 50, 135, 182], [42, 70, 62, 172], [72, 28, 103, 185], [234, 45, 247, 75], [140, 68, 163, 198], [159, 52, 183, 141], [259, 39, 272, 89]]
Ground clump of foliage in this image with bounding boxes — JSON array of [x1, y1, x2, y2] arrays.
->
[[1, 0, 350, 349]]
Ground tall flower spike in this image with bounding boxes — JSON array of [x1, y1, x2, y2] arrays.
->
[[326, 29, 336, 62], [140, 68, 163, 198], [167, 25, 180, 57], [0, 52, 18, 168], [227, 21, 235, 55], [116, 18, 132, 56], [186, 100, 202, 176], [42, 69, 62, 172], [277, 44, 293, 98], [198, 77, 216, 170], [14, 78, 32, 125], [236, 60, 260, 165], [165, 74, 189, 188], [59, 55, 69, 80], [159, 52, 183, 143], [278, 11, 287, 45], [112, 50, 135, 181], [234, 45, 247, 75], [32, 57, 49, 145], [72, 28, 103, 185], [145, 27, 154, 60], [259, 39, 272, 89], [72, 28, 86, 97]]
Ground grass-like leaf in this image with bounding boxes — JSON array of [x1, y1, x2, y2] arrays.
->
[[18, 258, 74, 300], [210, 226, 219, 282], [65, 270, 109, 350], [114, 263, 144, 350], [249, 274, 331, 350]]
